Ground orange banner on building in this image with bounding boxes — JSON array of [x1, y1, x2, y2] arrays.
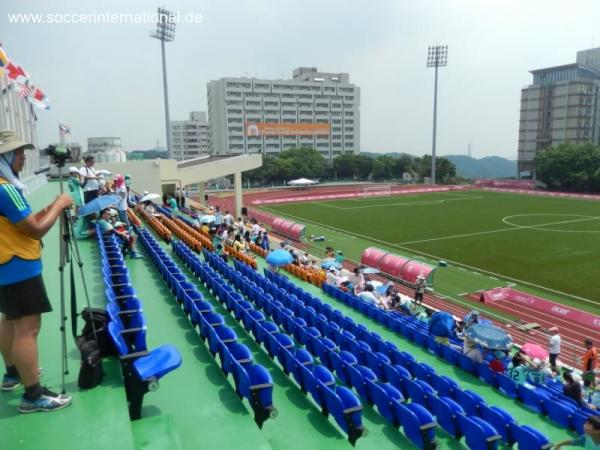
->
[[245, 122, 330, 136]]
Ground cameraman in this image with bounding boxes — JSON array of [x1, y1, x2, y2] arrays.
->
[[0, 131, 73, 413], [79, 155, 100, 203]]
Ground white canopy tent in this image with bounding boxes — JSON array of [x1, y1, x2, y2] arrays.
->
[[288, 178, 319, 186]]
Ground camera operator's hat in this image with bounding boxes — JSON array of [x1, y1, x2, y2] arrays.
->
[[68, 166, 79, 174], [0, 130, 34, 155]]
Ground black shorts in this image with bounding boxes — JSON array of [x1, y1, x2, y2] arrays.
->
[[84, 190, 99, 204], [0, 275, 52, 320]]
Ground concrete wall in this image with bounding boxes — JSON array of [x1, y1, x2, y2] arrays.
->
[[97, 159, 179, 195]]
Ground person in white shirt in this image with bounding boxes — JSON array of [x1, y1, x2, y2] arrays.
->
[[326, 267, 340, 286], [79, 155, 100, 203], [548, 327, 561, 370], [358, 284, 379, 306], [113, 174, 130, 229], [349, 267, 365, 294], [223, 211, 234, 227], [236, 217, 245, 233], [251, 221, 261, 240]]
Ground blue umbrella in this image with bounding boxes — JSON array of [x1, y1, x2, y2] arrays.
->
[[201, 215, 216, 223], [361, 267, 380, 274], [429, 311, 455, 338], [465, 323, 512, 350], [321, 258, 342, 270], [266, 249, 294, 266], [78, 195, 119, 217]]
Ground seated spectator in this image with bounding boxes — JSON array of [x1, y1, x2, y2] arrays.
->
[[489, 350, 506, 373], [299, 252, 309, 266], [233, 234, 245, 252], [310, 260, 320, 270], [390, 293, 413, 315], [462, 337, 484, 364], [358, 284, 379, 306], [335, 250, 344, 264], [528, 358, 551, 385], [554, 415, 600, 449], [325, 246, 334, 258], [326, 267, 340, 286], [455, 321, 466, 340], [562, 371, 588, 407], [349, 267, 365, 294], [261, 232, 270, 251], [464, 310, 480, 328], [98, 208, 142, 258]]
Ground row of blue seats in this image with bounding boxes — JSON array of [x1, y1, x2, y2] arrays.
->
[[173, 242, 367, 446], [231, 260, 554, 450], [96, 225, 182, 420], [319, 282, 595, 433], [134, 227, 276, 428]]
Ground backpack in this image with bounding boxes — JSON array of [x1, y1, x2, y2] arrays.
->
[[77, 338, 104, 389], [74, 308, 111, 390], [78, 307, 114, 356]]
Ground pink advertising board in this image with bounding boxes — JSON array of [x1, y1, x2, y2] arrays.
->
[[482, 287, 600, 330]]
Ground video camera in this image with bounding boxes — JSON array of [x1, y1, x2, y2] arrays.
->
[[44, 144, 73, 167]]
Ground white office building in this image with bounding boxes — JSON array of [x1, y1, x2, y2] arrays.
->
[[170, 111, 210, 161], [207, 67, 360, 160], [87, 137, 127, 163]]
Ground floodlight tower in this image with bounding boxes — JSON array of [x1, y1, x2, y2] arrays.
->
[[150, 7, 176, 160], [426, 45, 448, 185]]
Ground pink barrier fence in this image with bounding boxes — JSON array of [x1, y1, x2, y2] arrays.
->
[[361, 247, 436, 285], [248, 208, 306, 241], [482, 287, 600, 331], [475, 179, 535, 190]]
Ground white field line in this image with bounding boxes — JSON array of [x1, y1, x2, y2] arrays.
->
[[260, 206, 599, 306], [396, 215, 600, 246], [313, 193, 482, 210]]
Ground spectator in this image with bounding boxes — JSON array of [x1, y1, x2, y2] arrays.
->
[[462, 337, 484, 364], [261, 232, 270, 252], [554, 415, 600, 449], [167, 194, 178, 216], [67, 166, 84, 216], [358, 284, 379, 306], [326, 267, 340, 286], [325, 247, 334, 258], [98, 208, 141, 259], [414, 275, 427, 306], [233, 234, 245, 252], [113, 174, 130, 229], [251, 219, 260, 240], [528, 358, 549, 385], [349, 267, 365, 294], [455, 321, 466, 340], [548, 327, 561, 370], [299, 252, 309, 266], [464, 310, 480, 328], [235, 217, 245, 233], [489, 350, 506, 374], [79, 155, 100, 203], [562, 371, 588, 407], [182, 187, 189, 208], [335, 250, 344, 264], [214, 207, 222, 226], [583, 339, 599, 387], [223, 211, 234, 228]]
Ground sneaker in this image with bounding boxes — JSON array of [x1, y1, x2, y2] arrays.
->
[[1, 376, 21, 392], [19, 388, 72, 413], [129, 251, 143, 259]]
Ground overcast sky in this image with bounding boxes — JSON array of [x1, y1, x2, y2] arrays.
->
[[1, 0, 599, 159]]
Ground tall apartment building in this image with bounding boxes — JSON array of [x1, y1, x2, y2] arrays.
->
[[518, 48, 600, 176], [207, 67, 360, 160], [170, 111, 210, 161]]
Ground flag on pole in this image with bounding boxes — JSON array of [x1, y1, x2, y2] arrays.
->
[[6, 62, 27, 81], [17, 82, 31, 99], [30, 87, 50, 110], [59, 123, 72, 135]]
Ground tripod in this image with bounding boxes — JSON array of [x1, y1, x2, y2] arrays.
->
[[56, 163, 97, 395]]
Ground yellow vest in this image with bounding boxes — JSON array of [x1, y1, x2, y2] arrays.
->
[[0, 177, 41, 264]]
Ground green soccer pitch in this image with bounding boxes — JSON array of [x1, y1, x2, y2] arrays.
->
[[261, 189, 600, 313]]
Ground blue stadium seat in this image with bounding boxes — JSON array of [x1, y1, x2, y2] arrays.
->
[[454, 389, 484, 415], [511, 424, 553, 450], [323, 384, 367, 445], [221, 342, 253, 376], [330, 350, 358, 386], [517, 385, 546, 415], [456, 414, 501, 450], [108, 321, 181, 420], [441, 345, 461, 366], [430, 373, 459, 399], [372, 382, 404, 427], [478, 364, 497, 387], [395, 402, 437, 450], [232, 361, 276, 428], [479, 404, 517, 446], [429, 395, 464, 439], [496, 373, 518, 399]]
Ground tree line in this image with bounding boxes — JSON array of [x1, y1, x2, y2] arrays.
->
[[536, 142, 600, 193], [242, 147, 457, 185]]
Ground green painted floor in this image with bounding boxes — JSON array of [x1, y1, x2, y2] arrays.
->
[[1, 183, 576, 450]]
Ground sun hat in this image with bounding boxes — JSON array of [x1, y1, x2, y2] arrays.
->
[[549, 327, 558, 332], [532, 358, 542, 368], [68, 166, 80, 174], [0, 130, 34, 155]]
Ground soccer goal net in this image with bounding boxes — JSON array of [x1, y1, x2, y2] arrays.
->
[[361, 184, 392, 199]]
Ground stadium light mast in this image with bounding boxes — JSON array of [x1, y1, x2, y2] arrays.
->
[[426, 45, 448, 185], [150, 7, 176, 160]]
